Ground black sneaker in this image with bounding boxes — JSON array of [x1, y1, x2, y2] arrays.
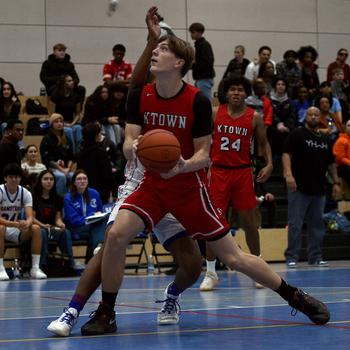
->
[[288, 289, 330, 325], [81, 303, 117, 335]]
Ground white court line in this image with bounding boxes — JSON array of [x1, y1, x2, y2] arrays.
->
[[0, 299, 349, 322]]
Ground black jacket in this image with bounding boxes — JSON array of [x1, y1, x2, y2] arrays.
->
[[192, 37, 215, 80], [40, 54, 80, 91]]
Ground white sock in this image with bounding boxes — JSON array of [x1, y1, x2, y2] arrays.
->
[[0, 258, 4, 269], [206, 259, 216, 274], [32, 255, 40, 269]]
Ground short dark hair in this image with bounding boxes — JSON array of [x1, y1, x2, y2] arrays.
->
[[222, 76, 252, 96], [273, 76, 289, 89], [319, 81, 331, 89], [82, 122, 101, 144], [314, 94, 333, 109], [189, 22, 205, 33], [3, 163, 22, 177], [337, 48, 348, 55], [108, 82, 128, 94], [113, 44, 126, 52], [283, 50, 298, 59], [258, 46, 272, 54], [5, 119, 23, 131]]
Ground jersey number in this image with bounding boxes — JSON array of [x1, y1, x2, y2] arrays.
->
[[220, 137, 241, 152]]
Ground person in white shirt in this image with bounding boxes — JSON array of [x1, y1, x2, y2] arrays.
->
[[0, 163, 47, 280], [245, 46, 276, 82]]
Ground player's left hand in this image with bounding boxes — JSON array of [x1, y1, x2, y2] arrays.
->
[[256, 164, 273, 183], [160, 156, 186, 179]]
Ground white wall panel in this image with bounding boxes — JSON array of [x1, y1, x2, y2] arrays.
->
[[318, 0, 350, 33], [0, 0, 45, 25]]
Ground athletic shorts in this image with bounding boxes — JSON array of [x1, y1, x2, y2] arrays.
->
[[107, 199, 187, 250], [209, 166, 256, 212], [120, 171, 229, 241], [5, 227, 21, 244]]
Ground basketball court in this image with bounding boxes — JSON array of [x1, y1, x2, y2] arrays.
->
[[0, 261, 349, 350]]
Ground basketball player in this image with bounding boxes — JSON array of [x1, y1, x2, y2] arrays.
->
[[199, 76, 273, 291], [47, 158, 202, 336], [57, 7, 329, 335], [0, 163, 47, 280]]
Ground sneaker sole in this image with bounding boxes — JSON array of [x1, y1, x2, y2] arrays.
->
[[47, 324, 70, 337], [199, 280, 219, 291], [157, 317, 179, 325], [81, 323, 117, 336]]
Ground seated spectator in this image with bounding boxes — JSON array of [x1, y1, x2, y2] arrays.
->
[[258, 61, 275, 94], [40, 43, 86, 101], [49, 75, 83, 152], [217, 45, 250, 103], [32, 170, 84, 271], [297, 45, 320, 97], [0, 163, 46, 280], [276, 50, 302, 98], [269, 77, 297, 156], [63, 170, 106, 263], [76, 123, 116, 204], [314, 94, 343, 144], [245, 79, 273, 127], [82, 85, 122, 146], [343, 85, 350, 124], [40, 113, 75, 196], [0, 82, 21, 134], [331, 67, 348, 101], [0, 119, 24, 178], [21, 145, 47, 189], [292, 86, 310, 126], [245, 46, 275, 82], [327, 48, 350, 85], [103, 44, 132, 86]]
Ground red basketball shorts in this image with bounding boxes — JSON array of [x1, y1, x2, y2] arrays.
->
[[209, 166, 256, 213], [120, 171, 229, 240]]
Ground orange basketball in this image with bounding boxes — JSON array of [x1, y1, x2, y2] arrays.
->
[[136, 129, 181, 172]]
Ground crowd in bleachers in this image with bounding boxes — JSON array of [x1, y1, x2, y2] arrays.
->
[[0, 35, 350, 279]]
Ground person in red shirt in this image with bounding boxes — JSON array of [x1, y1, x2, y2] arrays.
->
[[327, 48, 350, 85], [200, 76, 273, 291], [57, 6, 329, 336], [102, 44, 132, 86]]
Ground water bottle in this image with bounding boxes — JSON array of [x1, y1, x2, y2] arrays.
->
[[12, 259, 21, 280], [147, 254, 155, 275]]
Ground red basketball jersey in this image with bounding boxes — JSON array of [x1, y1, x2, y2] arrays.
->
[[140, 83, 199, 160], [211, 105, 254, 167]]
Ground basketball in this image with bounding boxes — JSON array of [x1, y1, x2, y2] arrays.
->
[[136, 129, 181, 172]]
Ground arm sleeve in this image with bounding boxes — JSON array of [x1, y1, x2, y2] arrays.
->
[[23, 188, 33, 207], [192, 92, 213, 138], [126, 88, 143, 126]]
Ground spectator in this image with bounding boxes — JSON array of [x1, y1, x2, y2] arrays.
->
[[82, 85, 123, 146], [40, 113, 75, 196], [314, 94, 343, 144], [282, 107, 341, 268], [0, 119, 24, 178], [292, 86, 310, 126], [327, 48, 350, 85], [21, 145, 47, 189], [76, 123, 116, 204], [40, 43, 85, 101], [276, 50, 302, 98], [102, 44, 132, 86], [0, 82, 21, 134], [63, 170, 106, 263], [297, 45, 320, 96], [245, 46, 275, 82], [0, 163, 47, 280], [189, 22, 215, 101], [217, 45, 250, 103], [32, 169, 84, 271], [245, 79, 273, 127], [258, 61, 275, 94], [330, 67, 347, 101], [49, 75, 83, 152], [269, 77, 297, 156]]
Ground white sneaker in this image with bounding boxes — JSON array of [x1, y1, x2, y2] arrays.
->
[[0, 267, 9, 281], [199, 271, 219, 291], [93, 243, 103, 256], [73, 261, 86, 270], [47, 307, 79, 336], [286, 261, 297, 269], [157, 284, 180, 325], [30, 267, 47, 279]]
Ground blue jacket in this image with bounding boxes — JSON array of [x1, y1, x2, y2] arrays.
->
[[63, 188, 103, 228]]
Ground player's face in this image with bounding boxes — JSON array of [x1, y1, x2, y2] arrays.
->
[[5, 175, 21, 191], [150, 41, 182, 75], [305, 107, 320, 129], [74, 173, 88, 193], [226, 85, 247, 106], [41, 173, 55, 191]]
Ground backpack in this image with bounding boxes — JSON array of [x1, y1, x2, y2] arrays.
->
[[323, 209, 350, 233], [25, 98, 48, 115], [26, 117, 50, 135]]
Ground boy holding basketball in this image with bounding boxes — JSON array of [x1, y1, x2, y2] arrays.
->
[[54, 7, 329, 335]]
